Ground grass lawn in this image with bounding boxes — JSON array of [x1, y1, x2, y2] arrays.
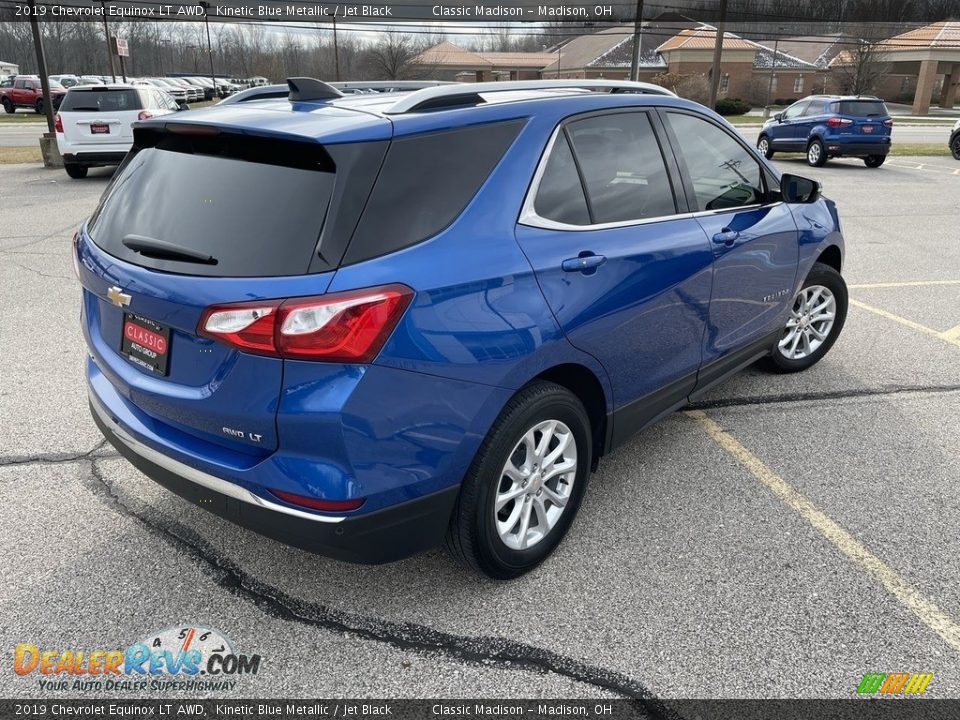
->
[[0, 112, 46, 123], [0, 146, 42, 163]]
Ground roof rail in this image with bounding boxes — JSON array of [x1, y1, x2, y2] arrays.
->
[[331, 80, 456, 94], [286, 77, 343, 102], [217, 84, 287, 105], [383, 80, 676, 114]]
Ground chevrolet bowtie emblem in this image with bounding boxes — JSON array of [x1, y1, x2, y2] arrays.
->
[[107, 286, 131, 307]]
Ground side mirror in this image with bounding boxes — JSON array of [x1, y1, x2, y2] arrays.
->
[[780, 173, 821, 204], [774, 112, 783, 122]]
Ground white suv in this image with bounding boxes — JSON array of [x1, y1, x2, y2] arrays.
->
[[55, 84, 181, 178]]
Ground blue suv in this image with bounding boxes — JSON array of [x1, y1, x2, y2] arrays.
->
[[758, 95, 892, 168], [78, 79, 848, 578]]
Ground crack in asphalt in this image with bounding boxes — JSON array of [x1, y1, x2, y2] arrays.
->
[[688, 383, 960, 411], [83, 458, 676, 718], [0, 438, 113, 467]]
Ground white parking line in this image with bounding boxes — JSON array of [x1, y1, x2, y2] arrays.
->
[[849, 299, 960, 349], [687, 410, 960, 653], [848, 280, 960, 289]]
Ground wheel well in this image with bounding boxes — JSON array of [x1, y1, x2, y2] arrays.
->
[[534, 364, 608, 469], [816, 245, 842, 273]]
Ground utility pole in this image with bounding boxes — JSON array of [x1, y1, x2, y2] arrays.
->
[[629, 0, 644, 81], [333, 17, 341, 81], [708, 0, 728, 109], [200, 2, 217, 94], [27, 0, 60, 167], [764, 27, 786, 119], [101, 1, 116, 82]]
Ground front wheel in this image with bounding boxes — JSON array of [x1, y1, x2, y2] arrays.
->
[[757, 262, 847, 374], [950, 134, 960, 161], [1, 98, 13, 114], [864, 155, 886, 168], [446, 381, 591, 579], [757, 135, 774, 159], [807, 139, 827, 167]]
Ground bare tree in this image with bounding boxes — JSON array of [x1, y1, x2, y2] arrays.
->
[[363, 34, 424, 80], [832, 40, 890, 95]]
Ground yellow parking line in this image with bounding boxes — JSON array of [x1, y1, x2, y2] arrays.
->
[[849, 299, 960, 348], [686, 410, 960, 653], [848, 280, 960, 289], [942, 323, 960, 342]]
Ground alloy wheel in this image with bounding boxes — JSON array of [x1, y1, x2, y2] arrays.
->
[[808, 143, 821, 165], [494, 419, 577, 551], [778, 285, 837, 360]]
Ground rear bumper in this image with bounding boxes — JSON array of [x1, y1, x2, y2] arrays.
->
[[57, 136, 130, 165], [90, 392, 460, 564], [62, 151, 128, 166], [823, 139, 890, 156]]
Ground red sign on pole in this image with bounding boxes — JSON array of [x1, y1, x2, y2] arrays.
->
[[110, 36, 129, 58]]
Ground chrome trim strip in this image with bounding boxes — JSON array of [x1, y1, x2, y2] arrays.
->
[[89, 391, 346, 524]]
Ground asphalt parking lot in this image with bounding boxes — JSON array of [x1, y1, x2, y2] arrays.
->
[[1, 154, 958, 704]]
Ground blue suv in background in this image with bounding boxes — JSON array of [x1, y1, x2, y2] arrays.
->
[[758, 95, 892, 167], [78, 79, 848, 578]]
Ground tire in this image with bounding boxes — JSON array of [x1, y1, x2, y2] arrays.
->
[[757, 135, 774, 159], [757, 262, 848, 374], [34, 99, 43, 115], [64, 164, 88, 179], [950, 133, 960, 161], [864, 155, 885, 168], [806, 138, 827, 167], [445, 381, 592, 579], [2, 97, 13, 114]]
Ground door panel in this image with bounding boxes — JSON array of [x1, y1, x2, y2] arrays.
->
[[516, 110, 713, 418], [660, 110, 800, 363]]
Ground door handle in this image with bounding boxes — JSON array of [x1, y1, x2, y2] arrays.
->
[[562, 253, 606, 273], [712, 229, 740, 245]]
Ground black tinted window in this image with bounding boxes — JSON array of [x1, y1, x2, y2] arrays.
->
[[533, 133, 590, 226], [344, 119, 524, 265], [567, 112, 675, 223], [60, 88, 142, 112], [665, 112, 764, 212], [835, 100, 888, 117], [88, 133, 335, 277]]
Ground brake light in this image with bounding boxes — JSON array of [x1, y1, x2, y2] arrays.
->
[[137, 110, 154, 121], [269, 489, 364, 513], [197, 284, 413, 362], [883, 118, 894, 128], [826, 117, 853, 127], [54, 113, 63, 133]]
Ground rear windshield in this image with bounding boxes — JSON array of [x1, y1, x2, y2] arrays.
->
[[60, 88, 141, 112], [834, 100, 888, 117], [87, 131, 335, 277]]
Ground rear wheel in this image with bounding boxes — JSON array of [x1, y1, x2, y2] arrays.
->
[[446, 381, 591, 579], [757, 262, 847, 374], [64, 164, 88, 179], [864, 155, 885, 168], [34, 98, 43, 114], [757, 135, 774, 159], [807, 139, 827, 167], [2, 97, 13, 114]]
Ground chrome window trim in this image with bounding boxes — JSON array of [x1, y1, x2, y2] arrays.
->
[[89, 390, 346, 524]]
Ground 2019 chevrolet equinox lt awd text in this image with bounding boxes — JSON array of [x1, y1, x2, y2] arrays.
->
[[77, 79, 848, 579]]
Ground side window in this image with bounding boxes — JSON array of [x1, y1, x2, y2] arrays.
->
[[566, 112, 676, 224], [782, 100, 808, 119], [664, 112, 765, 212], [803, 100, 825, 116], [533, 133, 590, 226], [15, 79, 26, 89]]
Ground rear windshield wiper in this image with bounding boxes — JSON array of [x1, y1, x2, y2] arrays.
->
[[122, 234, 218, 265]]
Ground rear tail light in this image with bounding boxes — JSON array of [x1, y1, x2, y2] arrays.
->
[[54, 113, 63, 133], [137, 110, 154, 121], [826, 117, 853, 127], [883, 118, 894, 128], [197, 284, 413, 363], [269, 489, 364, 513]]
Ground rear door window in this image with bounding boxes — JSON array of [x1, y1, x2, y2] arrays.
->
[[87, 132, 336, 277], [566, 112, 676, 224], [533, 133, 591, 226], [836, 100, 888, 117], [60, 88, 142, 112], [803, 100, 826, 116]]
